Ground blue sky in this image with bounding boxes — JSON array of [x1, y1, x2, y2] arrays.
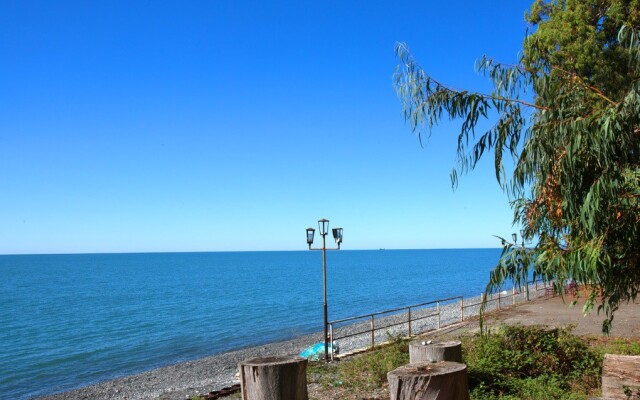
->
[[0, 1, 535, 254]]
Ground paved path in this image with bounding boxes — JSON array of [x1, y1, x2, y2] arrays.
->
[[458, 294, 640, 337]]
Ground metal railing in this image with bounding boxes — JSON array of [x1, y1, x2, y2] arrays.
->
[[326, 279, 550, 360], [462, 279, 550, 312]]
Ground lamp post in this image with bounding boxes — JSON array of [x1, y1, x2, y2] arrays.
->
[[306, 218, 343, 362]]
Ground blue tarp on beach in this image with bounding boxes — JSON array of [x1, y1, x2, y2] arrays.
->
[[299, 342, 339, 360]]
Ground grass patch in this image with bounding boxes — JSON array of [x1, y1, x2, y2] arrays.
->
[[587, 336, 640, 357], [307, 358, 341, 387], [337, 334, 409, 391], [307, 334, 409, 392]]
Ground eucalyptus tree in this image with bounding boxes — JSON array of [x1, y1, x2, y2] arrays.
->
[[394, 0, 640, 333]]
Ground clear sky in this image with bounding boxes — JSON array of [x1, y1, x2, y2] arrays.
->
[[0, 1, 536, 254]]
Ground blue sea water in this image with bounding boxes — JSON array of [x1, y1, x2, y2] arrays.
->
[[0, 249, 501, 399]]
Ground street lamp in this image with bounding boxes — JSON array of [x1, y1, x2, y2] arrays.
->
[[513, 231, 527, 247], [306, 218, 342, 362]]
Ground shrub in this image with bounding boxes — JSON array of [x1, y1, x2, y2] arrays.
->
[[464, 325, 601, 399]]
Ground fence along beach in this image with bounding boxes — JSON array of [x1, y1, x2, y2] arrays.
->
[[2, 249, 507, 399]]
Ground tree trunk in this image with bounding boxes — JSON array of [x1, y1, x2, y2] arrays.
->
[[409, 340, 462, 364], [239, 356, 308, 400], [602, 354, 640, 399], [387, 361, 470, 400]]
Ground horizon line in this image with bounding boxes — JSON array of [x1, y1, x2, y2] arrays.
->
[[0, 246, 503, 256]]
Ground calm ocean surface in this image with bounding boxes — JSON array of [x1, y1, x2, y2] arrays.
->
[[1, 249, 501, 399]]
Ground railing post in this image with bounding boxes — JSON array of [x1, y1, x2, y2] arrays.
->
[[437, 301, 441, 329], [370, 315, 375, 348], [408, 306, 412, 337], [512, 286, 516, 305], [460, 297, 464, 321], [329, 323, 334, 361], [498, 290, 501, 309]]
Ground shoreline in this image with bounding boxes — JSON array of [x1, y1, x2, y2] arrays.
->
[[36, 288, 541, 400], [36, 330, 325, 400]]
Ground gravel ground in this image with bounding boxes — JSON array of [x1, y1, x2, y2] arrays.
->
[[36, 284, 547, 400]]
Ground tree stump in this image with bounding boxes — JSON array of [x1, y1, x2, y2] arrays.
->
[[409, 340, 462, 364], [388, 361, 470, 400], [239, 356, 308, 400], [602, 354, 640, 399]]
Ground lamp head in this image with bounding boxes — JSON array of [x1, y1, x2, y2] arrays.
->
[[318, 219, 329, 236], [332, 228, 343, 245], [306, 228, 315, 246]]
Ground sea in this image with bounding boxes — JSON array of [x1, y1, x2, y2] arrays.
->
[[1, 248, 502, 399]]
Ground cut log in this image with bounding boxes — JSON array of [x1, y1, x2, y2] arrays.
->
[[388, 361, 470, 400], [239, 356, 308, 400], [602, 354, 640, 400], [409, 340, 462, 364]]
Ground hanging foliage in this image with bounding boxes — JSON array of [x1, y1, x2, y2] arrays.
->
[[394, 0, 640, 333]]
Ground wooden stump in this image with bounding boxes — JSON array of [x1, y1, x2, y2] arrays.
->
[[239, 356, 308, 400], [409, 340, 462, 364], [388, 361, 470, 400], [602, 354, 640, 399]]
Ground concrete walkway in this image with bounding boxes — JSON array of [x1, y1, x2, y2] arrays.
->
[[458, 293, 640, 337]]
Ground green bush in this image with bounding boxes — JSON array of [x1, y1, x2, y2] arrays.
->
[[464, 325, 601, 399]]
